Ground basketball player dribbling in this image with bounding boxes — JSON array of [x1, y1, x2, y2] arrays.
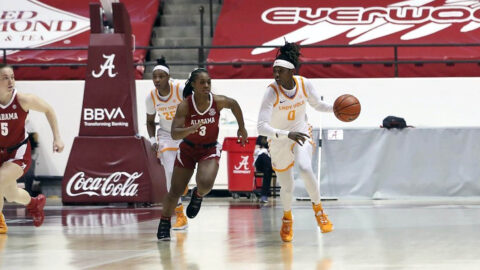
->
[[257, 42, 334, 242], [0, 64, 64, 233], [145, 58, 188, 230], [157, 68, 248, 241]]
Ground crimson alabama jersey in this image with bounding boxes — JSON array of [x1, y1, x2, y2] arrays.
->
[[0, 89, 28, 148], [183, 93, 220, 144]]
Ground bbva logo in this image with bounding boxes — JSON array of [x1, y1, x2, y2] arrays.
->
[[83, 107, 126, 121]]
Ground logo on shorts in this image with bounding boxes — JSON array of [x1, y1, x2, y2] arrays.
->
[[233, 156, 251, 174], [20, 163, 26, 170], [208, 108, 216, 116]]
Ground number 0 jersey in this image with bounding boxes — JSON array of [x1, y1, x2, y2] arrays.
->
[[257, 75, 333, 138]]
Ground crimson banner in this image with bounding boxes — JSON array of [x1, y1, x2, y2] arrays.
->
[[62, 136, 166, 204], [0, 0, 158, 80], [62, 3, 167, 205], [208, 0, 480, 78]]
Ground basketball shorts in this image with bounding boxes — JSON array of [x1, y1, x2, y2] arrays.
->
[[156, 129, 181, 158], [0, 142, 32, 176], [174, 141, 222, 170], [269, 137, 314, 172]]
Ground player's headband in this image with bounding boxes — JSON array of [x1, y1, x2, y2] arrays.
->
[[153, 65, 170, 75], [273, 59, 295, 69]]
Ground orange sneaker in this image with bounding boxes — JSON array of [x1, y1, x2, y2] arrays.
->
[[172, 205, 188, 230], [280, 213, 293, 242], [26, 194, 46, 227], [313, 203, 333, 233], [0, 214, 7, 234]]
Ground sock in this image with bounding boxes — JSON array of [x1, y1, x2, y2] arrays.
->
[[283, 210, 292, 220], [312, 202, 324, 213]]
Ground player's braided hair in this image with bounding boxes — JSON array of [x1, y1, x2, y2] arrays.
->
[[183, 68, 208, 98], [276, 42, 301, 68], [156, 56, 169, 69]]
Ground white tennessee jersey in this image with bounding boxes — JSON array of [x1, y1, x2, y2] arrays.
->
[[145, 79, 184, 133], [257, 75, 333, 138]]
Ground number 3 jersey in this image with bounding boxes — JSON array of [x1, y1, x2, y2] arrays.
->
[[0, 89, 28, 148], [183, 93, 220, 144]]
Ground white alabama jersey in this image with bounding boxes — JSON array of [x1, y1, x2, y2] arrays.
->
[[147, 80, 184, 133], [269, 75, 309, 134]]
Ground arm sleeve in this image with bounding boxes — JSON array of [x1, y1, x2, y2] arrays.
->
[[145, 92, 156, 115], [304, 78, 333, 113], [257, 87, 289, 139]]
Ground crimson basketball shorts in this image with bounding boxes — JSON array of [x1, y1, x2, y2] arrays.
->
[[0, 141, 32, 176], [174, 141, 222, 170]]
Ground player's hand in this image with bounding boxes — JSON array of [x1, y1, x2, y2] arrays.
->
[[237, 127, 248, 146], [53, 137, 64, 153], [151, 142, 159, 152], [189, 122, 203, 134], [288, 132, 309, 146]]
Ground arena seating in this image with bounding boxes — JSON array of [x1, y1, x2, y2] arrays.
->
[[3, 0, 159, 80]]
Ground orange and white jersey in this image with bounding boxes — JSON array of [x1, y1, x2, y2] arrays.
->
[[145, 79, 184, 133], [257, 75, 332, 171], [257, 75, 332, 139]]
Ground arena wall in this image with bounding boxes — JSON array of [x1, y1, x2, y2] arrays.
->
[[17, 77, 480, 188]]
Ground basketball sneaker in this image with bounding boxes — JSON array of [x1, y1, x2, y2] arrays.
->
[[280, 211, 293, 242], [0, 213, 7, 234], [157, 217, 171, 241], [313, 203, 333, 233], [259, 195, 268, 203], [186, 187, 203, 219], [26, 194, 46, 227], [172, 205, 188, 230]]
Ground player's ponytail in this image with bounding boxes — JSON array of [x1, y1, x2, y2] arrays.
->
[[183, 68, 208, 98], [156, 56, 169, 69], [276, 42, 301, 69]]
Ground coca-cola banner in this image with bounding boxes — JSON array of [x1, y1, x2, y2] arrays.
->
[[208, 0, 480, 78], [0, 0, 159, 80], [62, 136, 167, 204]]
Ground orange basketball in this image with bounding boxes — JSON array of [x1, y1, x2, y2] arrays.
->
[[333, 94, 361, 122]]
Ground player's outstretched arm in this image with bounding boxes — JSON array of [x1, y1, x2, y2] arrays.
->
[[304, 78, 333, 113], [17, 93, 64, 153], [214, 95, 248, 145], [170, 100, 202, 140]]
